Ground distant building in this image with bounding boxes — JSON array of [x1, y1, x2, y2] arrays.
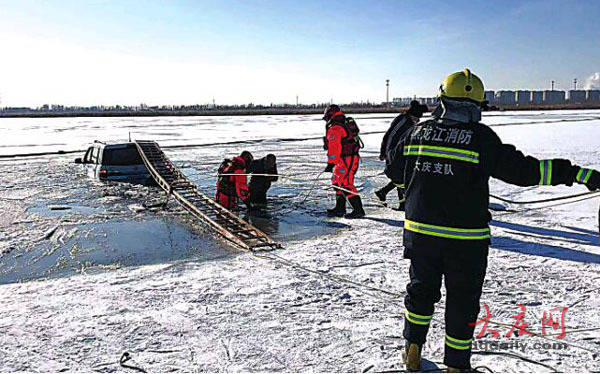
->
[[392, 97, 437, 106], [495, 90, 515, 105], [586, 90, 600, 103], [543, 90, 566, 104], [516, 90, 531, 105], [531, 91, 544, 104], [484, 90, 495, 103], [392, 97, 411, 107], [425, 97, 438, 105], [1, 107, 32, 113], [415, 97, 438, 105], [568, 90, 587, 103]]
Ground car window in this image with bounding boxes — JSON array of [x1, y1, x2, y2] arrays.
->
[[102, 145, 144, 166], [90, 146, 100, 164], [83, 147, 93, 163]]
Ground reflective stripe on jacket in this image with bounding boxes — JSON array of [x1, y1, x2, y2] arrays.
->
[[388, 98, 581, 251]]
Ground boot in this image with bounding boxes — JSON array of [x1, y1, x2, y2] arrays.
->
[[326, 195, 346, 217], [375, 189, 387, 204], [344, 195, 365, 219], [375, 181, 396, 202], [402, 340, 422, 372]]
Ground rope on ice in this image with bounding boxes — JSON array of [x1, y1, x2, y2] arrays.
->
[[119, 352, 147, 373]]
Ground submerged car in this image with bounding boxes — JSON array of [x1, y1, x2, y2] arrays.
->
[[75, 141, 154, 185]]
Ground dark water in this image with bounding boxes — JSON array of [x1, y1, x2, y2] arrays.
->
[[1, 185, 344, 285], [0, 218, 230, 285], [246, 204, 347, 243]]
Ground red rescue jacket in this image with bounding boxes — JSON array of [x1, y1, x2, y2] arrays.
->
[[326, 112, 361, 164], [216, 156, 249, 201]]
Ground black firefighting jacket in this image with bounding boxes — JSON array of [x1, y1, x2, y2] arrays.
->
[[248, 157, 278, 202], [380, 113, 416, 162], [386, 98, 592, 253]]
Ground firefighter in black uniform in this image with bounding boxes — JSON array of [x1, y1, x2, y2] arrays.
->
[[248, 154, 278, 208], [377, 100, 429, 210], [386, 69, 600, 372]]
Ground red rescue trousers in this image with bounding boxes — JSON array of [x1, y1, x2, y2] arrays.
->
[[332, 155, 359, 198]]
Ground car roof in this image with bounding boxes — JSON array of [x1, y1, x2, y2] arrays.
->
[[91, 141, 137, 150]]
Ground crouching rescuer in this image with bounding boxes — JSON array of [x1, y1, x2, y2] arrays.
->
[[248, 154, 278, 208], [215, 151, 254, 210], [322, 104, 365, 218], [385, 69, 600, 372]]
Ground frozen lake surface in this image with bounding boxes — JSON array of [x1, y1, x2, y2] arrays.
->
[[1, 110, 599, 371]]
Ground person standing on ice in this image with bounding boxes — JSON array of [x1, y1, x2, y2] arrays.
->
[[386, 68, 600, 372], [215, 151, 253, 210], [376, 100, 429, 210], [322, 104, 365, 218]]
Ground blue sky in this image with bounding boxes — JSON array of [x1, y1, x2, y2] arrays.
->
[[1, 0, 599, 106]]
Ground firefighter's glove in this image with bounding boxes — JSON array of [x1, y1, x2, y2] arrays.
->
[[324, 164, 334, 173], [576, 168, 600, 191]]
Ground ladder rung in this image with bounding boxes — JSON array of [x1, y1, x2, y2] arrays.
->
[[231, 229, 254, 234], [250, 243, 278, 249]]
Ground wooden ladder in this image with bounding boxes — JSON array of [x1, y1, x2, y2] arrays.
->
[[135, 140, 281, 251]]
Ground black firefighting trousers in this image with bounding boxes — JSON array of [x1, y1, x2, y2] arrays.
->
[[403, 245, 488, 369], [378, 181, 404, 201]]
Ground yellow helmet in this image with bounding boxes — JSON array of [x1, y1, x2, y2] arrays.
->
[[439, 68, 485, 103]]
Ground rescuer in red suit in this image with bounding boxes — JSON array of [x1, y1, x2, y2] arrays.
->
[[215, 151, 253, 210], [323, 104, 365, 218]]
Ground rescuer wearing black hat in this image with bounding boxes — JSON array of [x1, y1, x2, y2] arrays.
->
[[247, 154, 278, 208], [377, 100, 429, 209]]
